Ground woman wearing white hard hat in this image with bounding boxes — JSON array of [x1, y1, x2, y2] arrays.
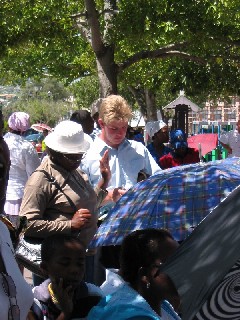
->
[[19, 120, 110, 284], [146, 120, 171, 167]]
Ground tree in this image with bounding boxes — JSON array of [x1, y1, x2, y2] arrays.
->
[[69, 75, 99, 109], [3, 78, 73, 126], [1, 0, 240, 120]]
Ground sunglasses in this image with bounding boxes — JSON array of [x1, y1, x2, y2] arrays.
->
[[62, 153, 85, 163], [2, 273, 20, 320]]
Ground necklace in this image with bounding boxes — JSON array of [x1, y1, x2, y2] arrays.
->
[[48, 282, 61, 309]]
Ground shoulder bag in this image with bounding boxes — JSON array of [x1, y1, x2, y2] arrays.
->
[[15, 170, 77, 278]]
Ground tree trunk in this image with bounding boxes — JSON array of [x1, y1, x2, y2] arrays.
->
[[82, 0, 118, 98], [128, 85, 147, 121], [145, 89, 158, 121], [96, 45, 118, 97], [128, 86, 159, 122]]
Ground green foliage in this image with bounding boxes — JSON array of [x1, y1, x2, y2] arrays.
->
[[69, 75, 99, 110], [0, 0, 239, 110], [4, 99, 71, 127], [21, 78, 71, 101], [2, 78, 73, 127]]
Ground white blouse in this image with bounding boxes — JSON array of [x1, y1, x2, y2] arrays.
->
[[4, 132, 40, 200]]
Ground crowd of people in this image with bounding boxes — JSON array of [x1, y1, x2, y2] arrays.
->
[[1, 94, 240, 319]]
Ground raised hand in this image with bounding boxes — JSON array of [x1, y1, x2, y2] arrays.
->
[[99, 149, 111, 189], [52, 278, 74, 320]]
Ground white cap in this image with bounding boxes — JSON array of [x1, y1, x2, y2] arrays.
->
[[145, 120, 167, 137]]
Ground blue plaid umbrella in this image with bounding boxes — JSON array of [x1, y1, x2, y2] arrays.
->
[[90, 157, 240, 247]]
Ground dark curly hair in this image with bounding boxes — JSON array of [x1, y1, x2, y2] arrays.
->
[[120, 228, 174, 285], [70, 110, 94, 135], [41, 234, 85, 263]]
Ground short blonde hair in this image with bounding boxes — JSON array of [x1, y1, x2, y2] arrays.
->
[[99, 95, 132, 124]]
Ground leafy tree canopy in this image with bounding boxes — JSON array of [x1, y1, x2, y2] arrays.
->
[[0, 0, 239, 105], [2, 78, 73, 127]]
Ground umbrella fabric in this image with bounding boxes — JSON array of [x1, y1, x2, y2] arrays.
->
[[193, 259, 240, 320], [31, 123, 52, 133], [90, 158, 240, 248], [161, 184, 240, 320], [187, 133, 218, 156]]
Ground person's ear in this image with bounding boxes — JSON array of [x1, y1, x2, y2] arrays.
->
[[98, 119, 104, 129], [40, 261, 49, 277]]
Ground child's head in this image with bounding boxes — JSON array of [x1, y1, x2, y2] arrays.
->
[[40, 234, 86, 289]]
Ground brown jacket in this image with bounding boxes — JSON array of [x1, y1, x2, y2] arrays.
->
[[19, 157, 102, 248]]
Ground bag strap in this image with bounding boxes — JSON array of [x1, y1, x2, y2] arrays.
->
[[35, 169, 77, 212]]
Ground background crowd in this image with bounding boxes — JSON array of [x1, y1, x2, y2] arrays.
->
[[1, 94, 240, 319]]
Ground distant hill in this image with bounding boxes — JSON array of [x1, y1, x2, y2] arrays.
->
[[0, 85, 21, 95]]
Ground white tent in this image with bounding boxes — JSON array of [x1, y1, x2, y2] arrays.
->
[[129, 110, 145, 127], [164, 91, 199, 112]]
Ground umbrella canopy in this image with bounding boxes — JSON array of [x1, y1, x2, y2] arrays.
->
[[90, 158, 240, 247], [24, 133, 43, 143], [161, 184, 240, 320], [31, 123, 52, 133], [187, 133, 218, 156]]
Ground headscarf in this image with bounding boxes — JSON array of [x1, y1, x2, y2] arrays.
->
[[170, 129, 188, 149], [8, 112, 30, 133]]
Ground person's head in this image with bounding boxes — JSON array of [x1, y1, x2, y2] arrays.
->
[[170, 129, 188, 158], [40, 234, 86, 290], [120, 228, 179, 310], [145, 120, 169, 144], [98, 95, 132, 148], [8, 112, 30, 135], [44, 120, 92, 171], [126, 125, 135, 140], [90, 98, 104, 128], [237, 120, 240, 134], [70, 110, 94, 135]]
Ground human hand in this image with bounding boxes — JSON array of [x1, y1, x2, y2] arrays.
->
[[112, 188, 127, 202], [99, 149, 111, 188], [26, 310, 37, 320], [71, 208, 91, 231], [52, 278, 74, 319]]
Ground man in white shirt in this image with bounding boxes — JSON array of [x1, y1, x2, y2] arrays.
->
[[81, 95, 162, 284], [81, 95, 161, 208], [219, 120, 240, 157]]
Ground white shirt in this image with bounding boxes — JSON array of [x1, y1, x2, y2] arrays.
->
[[4, 132, 40, 200], [0, 222, 33, 320], [100, 268, 124, 295], [219, 129, 240, 157], [90, 127, 101, 141], [81, 137, 161, 190]]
